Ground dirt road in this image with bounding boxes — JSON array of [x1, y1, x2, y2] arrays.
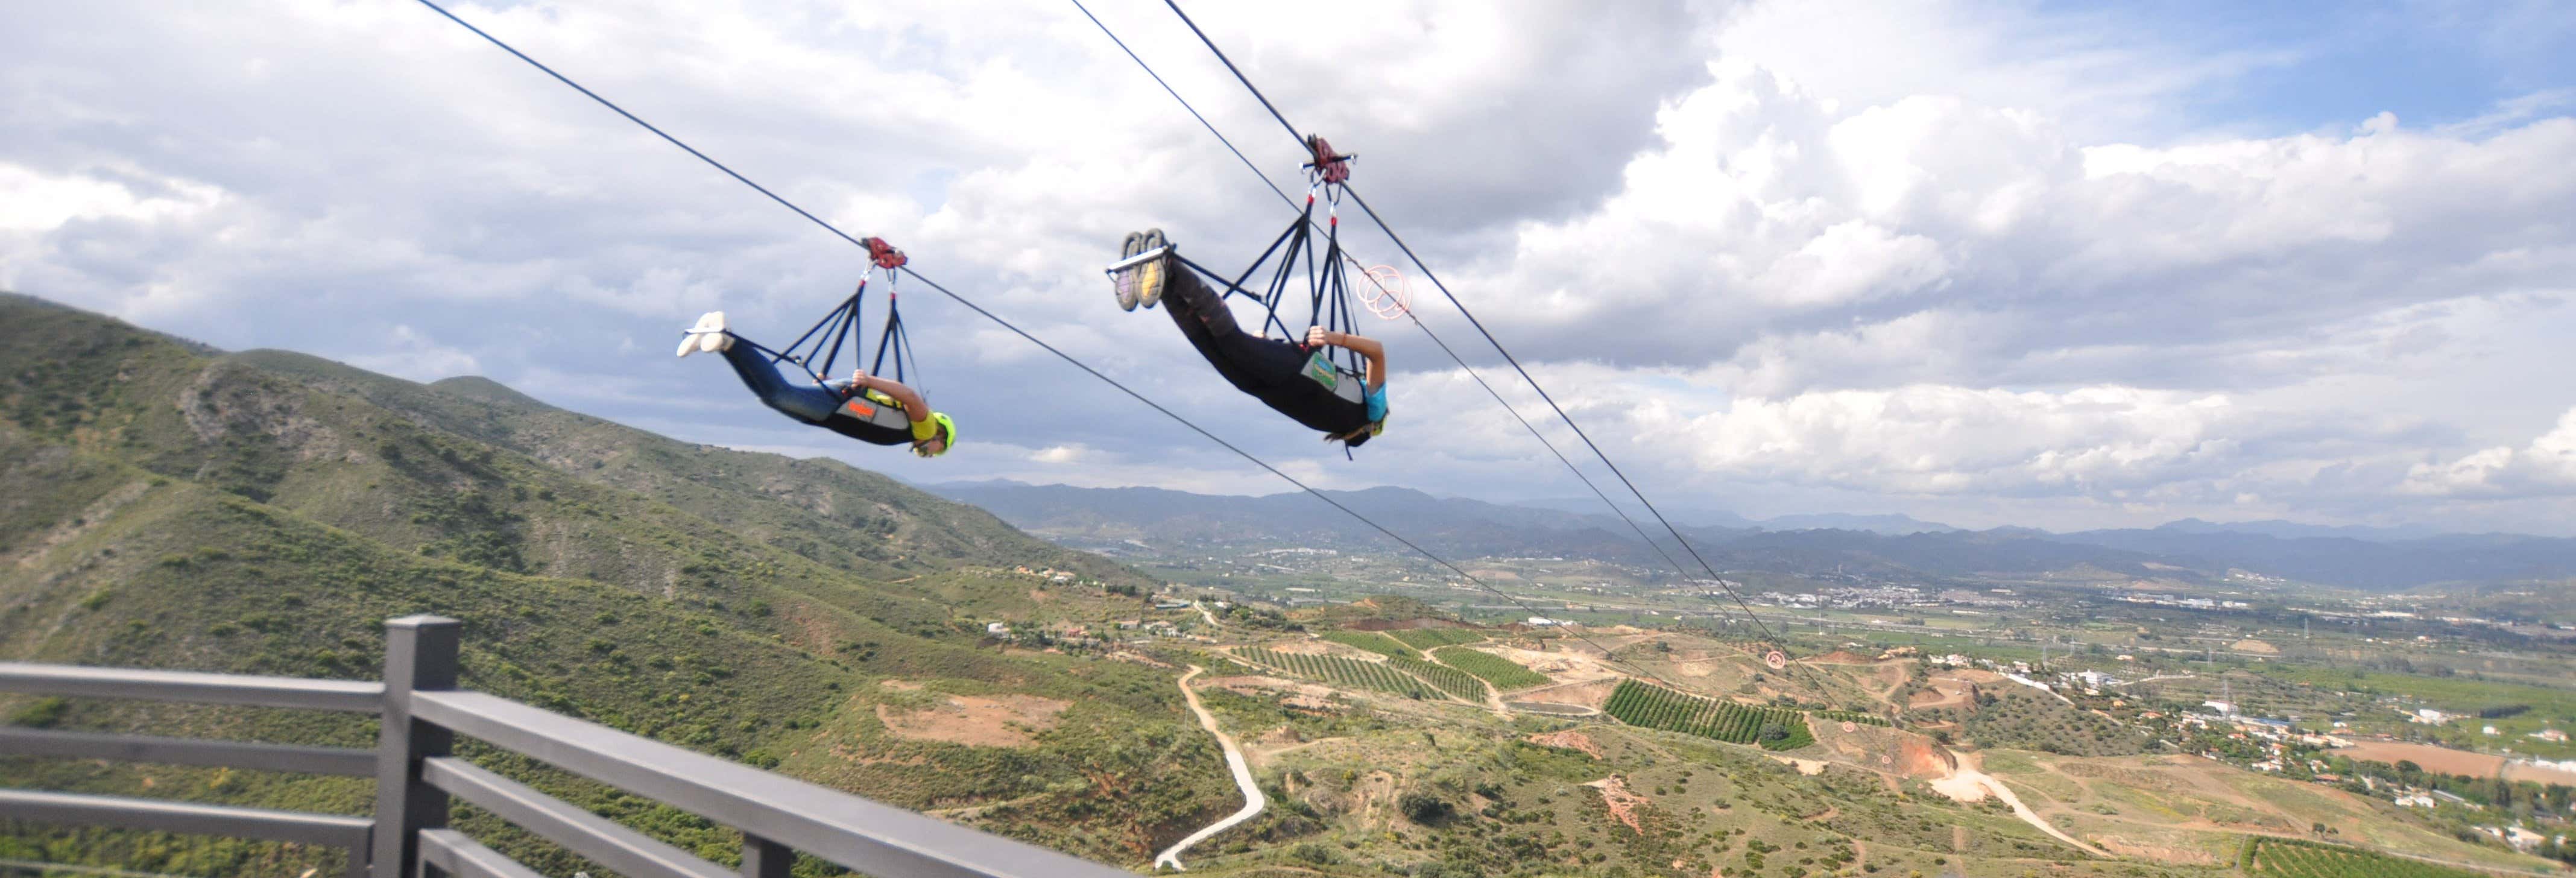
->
[[1931, 765, 2110, 857], [1154, 666, 1267, 872]]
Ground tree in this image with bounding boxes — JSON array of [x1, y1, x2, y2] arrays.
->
[[1399, 792, 1453, 824]]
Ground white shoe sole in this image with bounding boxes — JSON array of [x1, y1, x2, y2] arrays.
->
[[678, 311, 729, 356]]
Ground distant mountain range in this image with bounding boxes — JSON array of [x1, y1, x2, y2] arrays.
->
[[1515, 498, 1960, 535], [928, 480, 2576, 591]]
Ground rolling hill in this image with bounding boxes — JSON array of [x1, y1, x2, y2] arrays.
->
[[0, 292, 1228, 872]]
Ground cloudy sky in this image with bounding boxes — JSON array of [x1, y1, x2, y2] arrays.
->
[[6, 0, 2574, 534]]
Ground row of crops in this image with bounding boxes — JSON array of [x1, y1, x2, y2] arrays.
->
[[1813, 709, 1891, 727], [2246, 838, 2481, 878], [1390, 655, 1487, 701], [1603, 680, 1817, 751], [1387, 627, 1485, 650], [1432, 646, 1552, 690], [1235, 647, 1435, 700], [1320, 630, 1418, 659]]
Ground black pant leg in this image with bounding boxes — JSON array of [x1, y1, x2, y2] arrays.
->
[[1163, 268, 1282, 394]]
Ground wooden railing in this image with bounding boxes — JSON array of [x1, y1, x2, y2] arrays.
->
[[0, 615, 1135, 878]]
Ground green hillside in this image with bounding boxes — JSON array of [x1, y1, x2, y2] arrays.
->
[[0, 293, 1225, 873]]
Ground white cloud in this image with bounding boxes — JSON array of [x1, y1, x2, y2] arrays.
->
[[2406, 409, 2576, 496], [5, 0, 2574, 533], [1628, 384, 2238, 496], [0, 161, 223, 232]]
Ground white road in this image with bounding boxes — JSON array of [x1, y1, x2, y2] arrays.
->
[[1154, 665, 1267, 872]]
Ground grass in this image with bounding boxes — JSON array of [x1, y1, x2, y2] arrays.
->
[[1386, 627, 1483, 651]]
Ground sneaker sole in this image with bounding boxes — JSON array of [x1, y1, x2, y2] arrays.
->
[[1113, 231, 1145, 312], [1138, 229, 1169, 309]]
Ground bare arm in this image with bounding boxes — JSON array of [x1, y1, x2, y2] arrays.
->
[[1308, 329, 1387, 390], [848, 370, 932, 423]]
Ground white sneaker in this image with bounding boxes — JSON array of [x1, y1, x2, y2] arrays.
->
[[678, 311, 730, 357]]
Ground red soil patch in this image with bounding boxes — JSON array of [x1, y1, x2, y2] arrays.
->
[[1807, 650, 1878, 665], [1909, 680, 1977, 710], [2335, 741, 2505, 777], [876, 694, 1070, 748], [1586, 775, 1651, 835], [1525, 730, 1604, 759], [1899, 736, 1959, 776]]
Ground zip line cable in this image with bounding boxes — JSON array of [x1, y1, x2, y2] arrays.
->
[[408, 0, 1693, 690], [1147, 0, 1823, 680], [1067, 0, 1292, 207], [1065, 0, 1694, 580]]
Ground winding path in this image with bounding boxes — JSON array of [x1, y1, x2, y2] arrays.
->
[[1154, 666, 1267, 872], [1935, 766, 2109, 857]]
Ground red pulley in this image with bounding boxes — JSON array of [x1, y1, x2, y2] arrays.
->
[[1305, 134, 1353, 185], [863, 237, 908, 270]]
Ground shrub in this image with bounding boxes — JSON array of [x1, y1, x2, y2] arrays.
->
[[1399, 792, 1453, 824], [11, 697, 68, 728]]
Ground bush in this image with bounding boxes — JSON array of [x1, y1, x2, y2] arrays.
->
[[1290, 842, 1337, 865], [1399, 792, 1453, 824], [11, 696, 68, 728]]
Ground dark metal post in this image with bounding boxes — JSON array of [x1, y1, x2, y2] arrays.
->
[[742, 836, 792, 878], [373, 616, 461, 878]]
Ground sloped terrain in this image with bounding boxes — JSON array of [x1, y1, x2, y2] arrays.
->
[[0, 293, 1225, 872]]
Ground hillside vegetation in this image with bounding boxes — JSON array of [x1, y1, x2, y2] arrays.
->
[[0, 294, 1223, 872]]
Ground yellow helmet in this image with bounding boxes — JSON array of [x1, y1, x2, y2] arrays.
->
[[915, 412, 957, 458]]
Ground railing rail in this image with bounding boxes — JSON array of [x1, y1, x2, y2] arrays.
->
[[0, 614, 1143, 878], [0, 663, 384, 713]]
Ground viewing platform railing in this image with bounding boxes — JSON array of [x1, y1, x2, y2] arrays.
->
[[0, 615, 1137, 878]]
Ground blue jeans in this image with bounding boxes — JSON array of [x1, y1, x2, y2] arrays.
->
[[720, 341, 842, 423]]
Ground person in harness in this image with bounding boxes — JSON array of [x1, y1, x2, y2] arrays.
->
[[678, 310, 956, 457], [1110, 229, 1387, 447]]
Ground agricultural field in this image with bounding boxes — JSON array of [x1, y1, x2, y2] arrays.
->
[[1387, 627, 1485, 651], [1389, 655, 1486, 701], [1432, 645, 1550, 690], [1320, 629, 1418, 658], [2246, 837, 2483, 878], [1814, 709, 1891, 727], [1235, 646, 1434, 700], [1916, 687, 2148, 756], [1603, 680, 1816, 751]]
